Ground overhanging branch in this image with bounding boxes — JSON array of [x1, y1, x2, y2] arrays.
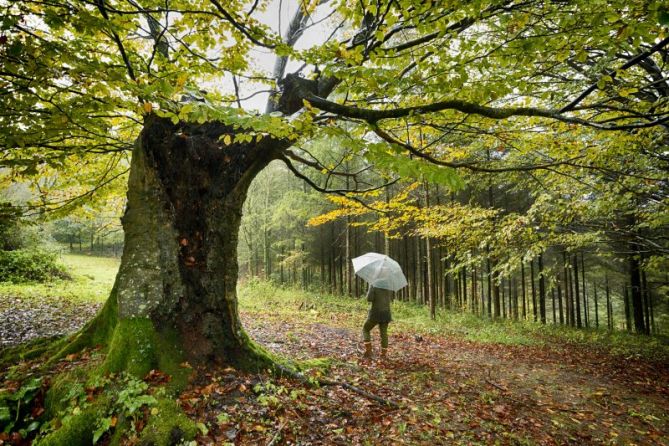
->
[[278, 153, 397, 195], [96, 0, 137, 82], [295, 85, 669, 130], [284, 149, 370, 178], [560, 36, 669, 113], [372, 126, 586, 173]]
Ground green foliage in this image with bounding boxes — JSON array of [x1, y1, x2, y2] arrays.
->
[[0, 202, 23, 250], [39, 368, 194, 445], [0, 377, 45, 436], [365, 142, 464, 190], [90, 373, 158, 443], [0, 249, 68, 283], [659, 8, 669, 26]]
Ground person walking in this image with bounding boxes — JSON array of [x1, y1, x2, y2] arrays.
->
[[352, 252, 407, 360], [362, 285, 394, 359]]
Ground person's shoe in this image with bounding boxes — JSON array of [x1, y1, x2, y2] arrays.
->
[[362, 341, 372, 358], [380, 348, 388, 359]]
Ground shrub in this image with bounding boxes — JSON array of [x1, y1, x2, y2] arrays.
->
[[0, 249, 69, 283], [0, 202, 23, 251]]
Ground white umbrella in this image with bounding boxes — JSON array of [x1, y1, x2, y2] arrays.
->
[[352, 252, 408, 291]]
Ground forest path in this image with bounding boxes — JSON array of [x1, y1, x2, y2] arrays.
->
[[243, 310, 669, 445]]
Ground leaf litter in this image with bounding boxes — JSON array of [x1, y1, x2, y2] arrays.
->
[[1, 297, 668, 445]]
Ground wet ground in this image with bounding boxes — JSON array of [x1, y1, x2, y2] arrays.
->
[[0, 295, 101, 348]]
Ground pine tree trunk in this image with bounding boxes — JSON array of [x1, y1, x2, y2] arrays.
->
[[593, 283, 599, 329], [480, 265, 486, 317], [471, 268, 479, 314], [605, 275, 612, 330], [641, 269, 651, 334], [628, 250, 646, 333], [623, 284, 632, 332], [530, 259, 537, 322], [491, 261, 500, 319], [521, 261, 527, 320], [280, 246, 285, 284], [501, 276, 506, 319], [487, 257, 493, 318], [557, 279, 564, 325], [462, 266, 468, 312], [538, 254, 546, 324], [581, 253, 589, 328], [572, 255, 582, 328], [512, 277, 518, 320], [564, 252, 574, 327]]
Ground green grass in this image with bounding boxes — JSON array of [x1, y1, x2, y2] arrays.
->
[[0, 253, 120, 304], [2, 253, 666, 362], [238, 279, 669, 361]]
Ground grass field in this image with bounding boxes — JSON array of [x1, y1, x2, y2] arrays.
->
[[2, 253, 665, 360], [0, 253, 120, 304], [239, 279, 669, 361]]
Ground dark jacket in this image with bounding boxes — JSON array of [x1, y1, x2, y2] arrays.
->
[[366, 286, 394, 323]]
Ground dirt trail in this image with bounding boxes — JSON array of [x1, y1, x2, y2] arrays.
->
[[0, 296, 101, 348], [244, 313, 669, 445]]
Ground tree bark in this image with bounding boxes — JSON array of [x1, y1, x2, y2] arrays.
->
[[572, 255, 582, 328], [89, 116, 282, 369], [491, 261, 501, 319], [623, 284, 632, 332], [628, 250, 646, 334], [521, 261, 527, 320], [530, 259, 537, 322], [593, 282, 599, 329], [605, 274, 612, 330], [581, 252, 588, 328], [538, 253, 546, 324], [557, 278, 564, 325]]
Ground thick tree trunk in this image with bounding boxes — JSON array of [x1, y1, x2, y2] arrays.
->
[[86, 116, 281, 370]]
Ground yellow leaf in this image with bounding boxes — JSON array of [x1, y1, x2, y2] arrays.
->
[[223, 134, 232, 145], [143, 102, 153, 113]]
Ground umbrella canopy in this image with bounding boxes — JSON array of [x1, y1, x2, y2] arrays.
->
[[352, 252, 408, 291]]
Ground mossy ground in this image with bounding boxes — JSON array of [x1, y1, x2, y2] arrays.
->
[[0, 267, 299, 445]]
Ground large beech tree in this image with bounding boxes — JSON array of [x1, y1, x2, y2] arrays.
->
[[2, 0, 668, 371]]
